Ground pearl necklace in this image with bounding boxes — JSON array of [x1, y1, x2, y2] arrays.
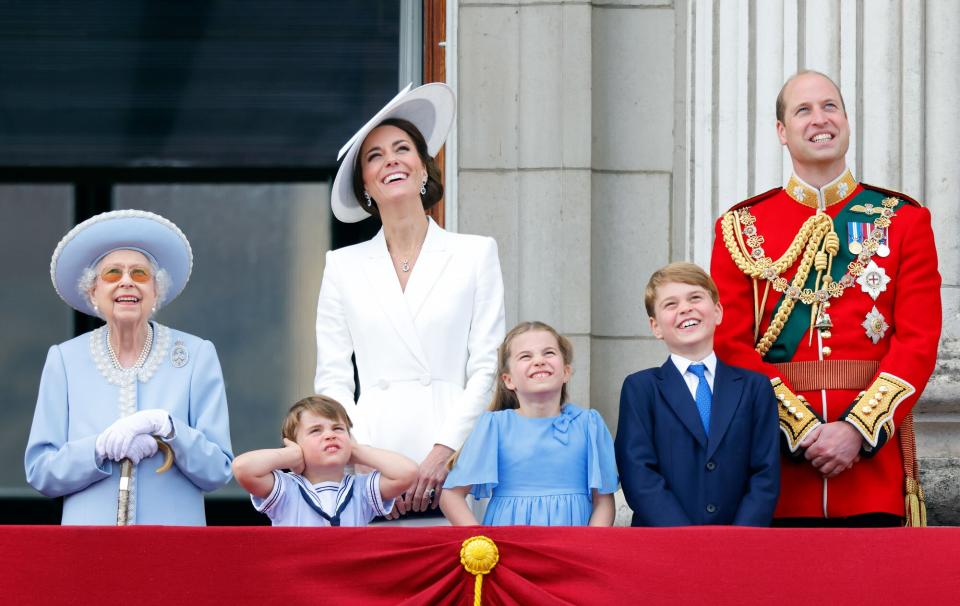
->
[[106, 324, 154, 370]]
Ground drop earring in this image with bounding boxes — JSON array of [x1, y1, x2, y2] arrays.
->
[[420, 176, 427, 196], [364, 191, 372, 207]]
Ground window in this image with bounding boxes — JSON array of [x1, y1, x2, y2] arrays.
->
[[0, 0, 420, 523]]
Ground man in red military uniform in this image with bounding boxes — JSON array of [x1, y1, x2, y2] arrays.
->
[[711, 70, 941, 526]]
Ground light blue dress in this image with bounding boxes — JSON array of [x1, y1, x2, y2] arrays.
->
[[24, 323, 234, 525], [443, 403, 618, 526]]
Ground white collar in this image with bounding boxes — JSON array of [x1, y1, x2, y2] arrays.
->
[[670, 351, 717, 377]]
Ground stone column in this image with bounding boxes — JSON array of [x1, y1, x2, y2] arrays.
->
[[919, 0, 960, 522], [457, 0, 593, 406], [590, 1, 678, 428]]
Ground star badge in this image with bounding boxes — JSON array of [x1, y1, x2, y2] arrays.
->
[[862, 306, 889, 344], [856, 260, 891, 300]]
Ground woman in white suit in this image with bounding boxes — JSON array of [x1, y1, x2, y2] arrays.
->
[[315, 83, 505, 521]]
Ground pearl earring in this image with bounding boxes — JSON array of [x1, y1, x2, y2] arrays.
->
[[364, 191, 372, 207], [151, 306, 157, 315]]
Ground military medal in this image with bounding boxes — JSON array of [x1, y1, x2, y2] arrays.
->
[[862, 306, 889, 344], [856, 260, 890, 300], [847, 222, 865, 255], [875, 227, 890, 257]]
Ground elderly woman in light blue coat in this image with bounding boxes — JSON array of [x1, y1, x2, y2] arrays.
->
[[25, 210, 233, 525]]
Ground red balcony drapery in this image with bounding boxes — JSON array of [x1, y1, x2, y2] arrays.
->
[[4, 525, 959, 605]]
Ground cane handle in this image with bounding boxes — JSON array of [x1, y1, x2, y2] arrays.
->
[[155, 439, 174, 474]]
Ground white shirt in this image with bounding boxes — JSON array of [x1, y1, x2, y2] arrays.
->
[[670, 351, 717, 400], [252, 470, 393, 527]]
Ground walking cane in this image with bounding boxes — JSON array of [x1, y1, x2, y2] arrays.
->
[[116, 439, 175, 526]]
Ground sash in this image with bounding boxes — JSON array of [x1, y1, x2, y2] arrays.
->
[[763, 189, 903, 362]]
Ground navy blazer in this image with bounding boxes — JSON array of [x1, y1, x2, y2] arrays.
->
[[615, 357, 779, 526]]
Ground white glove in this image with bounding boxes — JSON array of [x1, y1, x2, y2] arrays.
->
[[96, 410, 173, 462], [124, 434, 160, 464]]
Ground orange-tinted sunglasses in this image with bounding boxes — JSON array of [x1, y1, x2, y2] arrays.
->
[[100, 266, 152, 284]]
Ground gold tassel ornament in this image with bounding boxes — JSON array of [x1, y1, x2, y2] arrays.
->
[[899, 413, 927, 527], [460, 536, 500, 606]]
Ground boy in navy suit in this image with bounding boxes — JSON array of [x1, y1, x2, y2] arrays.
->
[[615, 262, 779, 526]]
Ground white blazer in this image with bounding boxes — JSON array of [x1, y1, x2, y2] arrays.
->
[[314, 217, 506, 462]]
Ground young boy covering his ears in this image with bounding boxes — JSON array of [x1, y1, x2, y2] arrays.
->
[[233, 395, 417, 526]]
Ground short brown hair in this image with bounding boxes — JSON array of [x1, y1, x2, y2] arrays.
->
[[776, 69, 847, 124], [281, 395, 352, 441], [351, 118, 444, 217], [644, 262, 719, 317]]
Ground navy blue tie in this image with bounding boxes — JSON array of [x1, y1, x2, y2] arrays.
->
[[688, 363, 712, 434]]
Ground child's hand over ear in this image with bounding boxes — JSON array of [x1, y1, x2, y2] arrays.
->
[[348, 440, 374, 474], [282, 438, 305, 475]]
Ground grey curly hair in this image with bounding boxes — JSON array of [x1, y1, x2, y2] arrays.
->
[[77, 259, 172, 319]]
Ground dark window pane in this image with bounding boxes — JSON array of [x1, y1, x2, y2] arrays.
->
[[0, 186, 73, 494], [0, 1, 400, 168], [114, 183, 329, 496]]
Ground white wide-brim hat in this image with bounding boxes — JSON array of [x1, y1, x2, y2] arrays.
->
[[330, 82, 456, 223], [50, 209, 194, 316]]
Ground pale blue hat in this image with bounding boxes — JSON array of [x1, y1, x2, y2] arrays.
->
[[50, 209, 193, 315], [330, 82, 456, 223]]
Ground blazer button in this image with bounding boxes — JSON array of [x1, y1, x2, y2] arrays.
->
[[705, 461, 717, 471], [377, 379, 390, 390], [419, 374, 432, 386], [706, 504, 717, 514]]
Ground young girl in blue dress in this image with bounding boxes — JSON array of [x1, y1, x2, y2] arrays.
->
[[441, 321, 618, 526]]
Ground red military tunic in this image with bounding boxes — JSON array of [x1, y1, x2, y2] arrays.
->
[[711, 168, 941, 519]]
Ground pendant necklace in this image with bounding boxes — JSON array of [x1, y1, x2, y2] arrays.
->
[[395, 245, 421, 272], [389, 238, 424, 273]]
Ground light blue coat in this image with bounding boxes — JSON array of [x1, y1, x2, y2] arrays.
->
[[24, 323, 234, 525]]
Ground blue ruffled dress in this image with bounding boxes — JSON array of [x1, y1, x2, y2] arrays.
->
[[443, 403, 619, 526]]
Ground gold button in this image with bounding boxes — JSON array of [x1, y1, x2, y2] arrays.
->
[[822, 346, 832, 357], [862, 406, 873, 414], [794, 411, 803, 419], [821, 330, 832, 339]]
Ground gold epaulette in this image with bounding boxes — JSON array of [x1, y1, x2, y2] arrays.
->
[[771, 378, 822, 453], [842, 372, 916, 448]]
